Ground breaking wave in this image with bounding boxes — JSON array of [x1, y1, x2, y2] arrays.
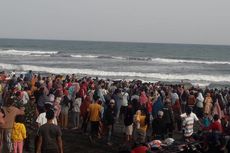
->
[[0, 63, 230, 83], [0, 49, 58, 56], [1, 49, 230, 65]]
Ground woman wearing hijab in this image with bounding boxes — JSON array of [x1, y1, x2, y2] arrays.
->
[[204, 93, 213, 116], [152, 93, 163, 118], [195, 91, 204, 118]]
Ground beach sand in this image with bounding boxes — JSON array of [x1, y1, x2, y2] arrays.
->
[[58, 122, 125, 153]]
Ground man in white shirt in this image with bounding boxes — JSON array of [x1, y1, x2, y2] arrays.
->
[[36, 103, 57, 127]]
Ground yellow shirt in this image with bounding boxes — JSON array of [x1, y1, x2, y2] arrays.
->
[[11, 122, 27, 142], [88, 103, 102, 122], [139, 115, 147, 132]]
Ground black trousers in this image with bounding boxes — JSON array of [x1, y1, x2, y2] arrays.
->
[[90, 121, 99, 138]]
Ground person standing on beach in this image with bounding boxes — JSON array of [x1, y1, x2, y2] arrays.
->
[[124, 103, 134, 144], [71, 93, 82, 130], [187, 91, 196, 109], [80, 95, 91, 133], [195, 90, 204, 118], [103, 99, 116, 146], [24, 96, 37, 152], [11, 115, 26, 153], [0, 97, 24, 153], [87, 96, 102, 143], [152, 111, 167, 139], [136, 109, 149, 144], [36, 103, 57, 127], [204, 93, 213, 116], [24, 70, 33, 82], [36, 109, 63, 153], [112, 89, 122, 121], [181, 107, 201, 141], [181, 89, 189, 113], [0, 80, 3, 106], [60, 92, 71, 129], [37, 87, 49, 114]]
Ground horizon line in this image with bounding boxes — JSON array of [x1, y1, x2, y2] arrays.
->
[[0, 37, 230, 47]]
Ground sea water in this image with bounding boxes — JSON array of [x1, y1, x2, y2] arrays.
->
[[0, 38, 230, 87]]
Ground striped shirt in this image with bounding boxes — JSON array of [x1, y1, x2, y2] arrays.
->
[[181, 112, 199, 137]]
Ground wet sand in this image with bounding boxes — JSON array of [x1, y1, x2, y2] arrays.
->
[[62, 123, 124, 153]]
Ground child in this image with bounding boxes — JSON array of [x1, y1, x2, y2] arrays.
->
[[12, 115, 27, 153]]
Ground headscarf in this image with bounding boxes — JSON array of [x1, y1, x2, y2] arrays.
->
[[196, 92, 204, 102], [152, 96, 163, 117]]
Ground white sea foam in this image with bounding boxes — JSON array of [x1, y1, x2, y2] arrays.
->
[[70, 54, 230, 65], [1, 63, 230, 83], [0, 49, 58, 56], [70, 54, 98, 58], [111, 56, 126, 60], [152, 58, 230, 65], [70, 54, 126, 60]]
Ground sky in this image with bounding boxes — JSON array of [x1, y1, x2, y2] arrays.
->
[[0, 0, 230, 45]]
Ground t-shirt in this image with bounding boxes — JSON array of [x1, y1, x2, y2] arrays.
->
[[122, 92, 129, 107], [181, 112, 199, 137], [38, 123, 62, 151], [12, 122, 26, 142], [206, 120, 223, 132], [36, 113, 47, 126], [88, 103, 102, 122], [36, 112, 57, 126]]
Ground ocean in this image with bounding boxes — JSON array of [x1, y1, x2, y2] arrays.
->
[[0, 38, 230, 87]]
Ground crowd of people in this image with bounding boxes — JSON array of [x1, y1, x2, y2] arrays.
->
[[0, 70, 230, 153]]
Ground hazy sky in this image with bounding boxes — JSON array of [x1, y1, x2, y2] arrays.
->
[[0, 0, 230, 45]]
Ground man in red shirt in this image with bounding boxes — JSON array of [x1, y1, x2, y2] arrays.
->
[[204, 114, 223, 132]]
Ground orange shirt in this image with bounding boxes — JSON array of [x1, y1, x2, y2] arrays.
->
[[88, 103, 102, 122]]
